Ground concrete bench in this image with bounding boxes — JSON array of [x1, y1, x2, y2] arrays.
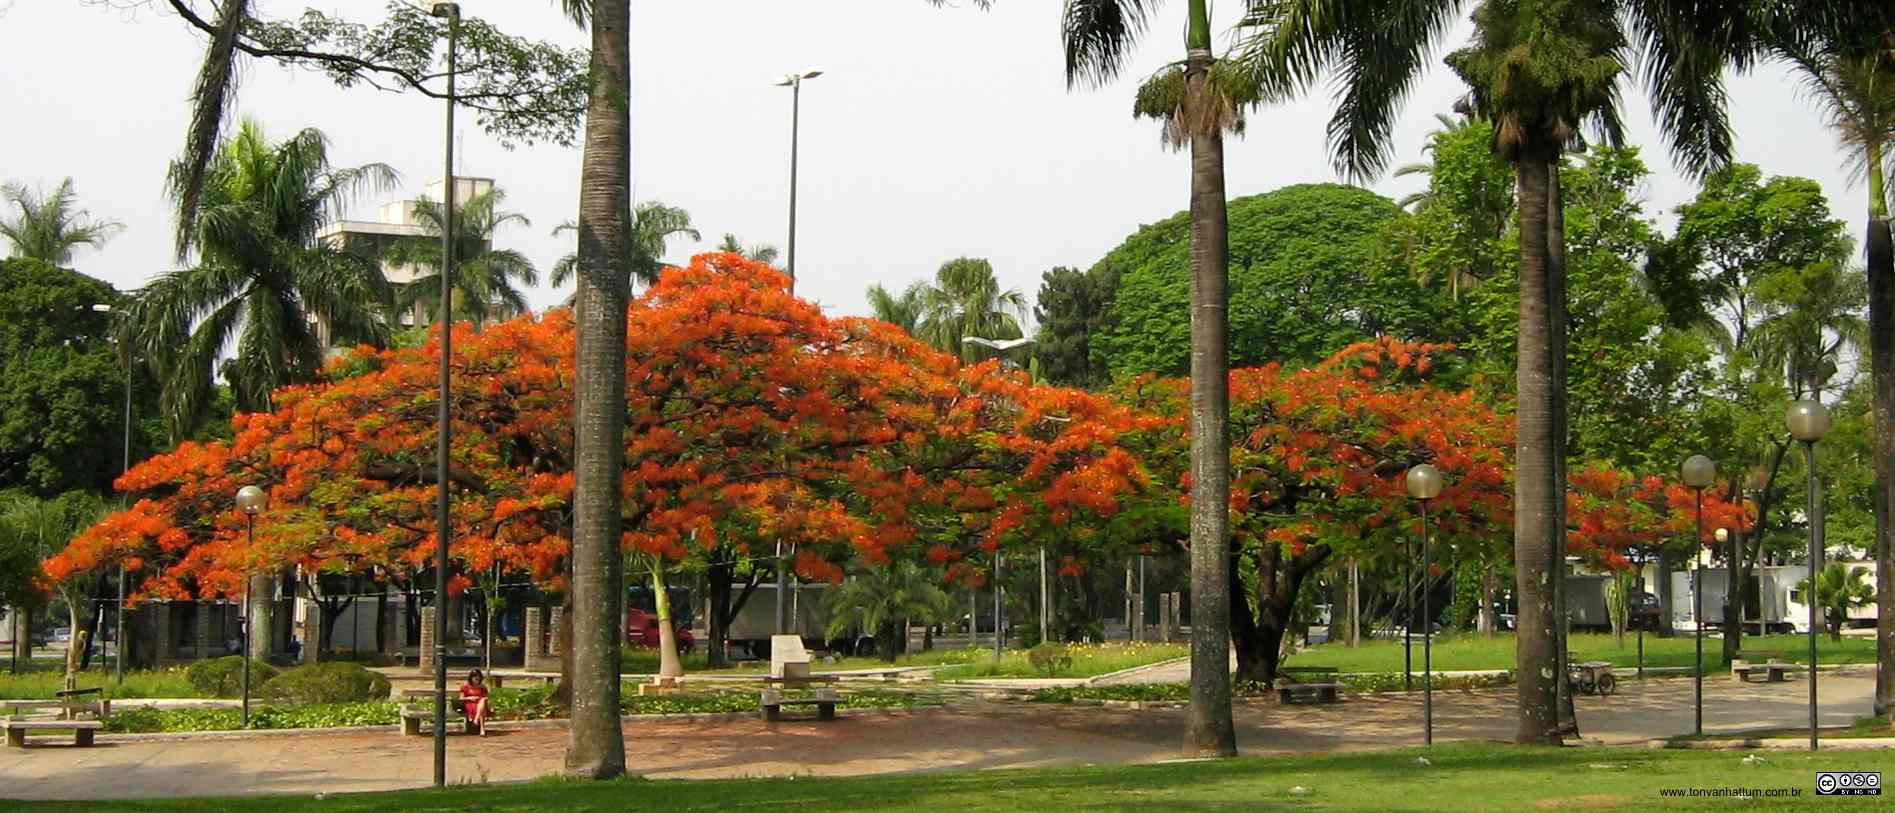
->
[[761, 687, 838, 722], [2, 699, 110, 719], [398, 704, 478, 736], [770, 634, 812, 682], [485, 670, 557, 689], [1732, 659, 1805, 683], [1275, 682, 1342, 705], [3, 719, 104, 747]]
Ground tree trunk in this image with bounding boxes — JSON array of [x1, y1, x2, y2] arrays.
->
[[563, 0, 632, 779], [1479, 564, 1497, 636], [62, 589, 84, 691], [1512, 147, 1562, 746], [79, 578, 109, 671], [1547, 157, 1577, 738], [1180, 36, 1236, 759], [1864, 145, 1895, 718], [651, 562, 682, 679], [1348, 558, 1361, 647], [1656, 550, 1674, 638], [706, 560, 732, 668], [10, 605, 28, 671], [375, 589, 389, 655], [246, 572, 272, 664]]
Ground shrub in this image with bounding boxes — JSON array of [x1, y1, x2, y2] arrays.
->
[[259, 661, 392, 704], [1028, 643, 1074, 677], [184, 656, 278, 698]]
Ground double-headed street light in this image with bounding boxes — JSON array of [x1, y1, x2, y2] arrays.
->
[[1786, 399, 1830, 751], [234, 485, 266, 728], [1680, 453, 1715, 736], [1405, 464, 1444, 746], [91, 303, 132, 685], [773, 68, 823, 293]]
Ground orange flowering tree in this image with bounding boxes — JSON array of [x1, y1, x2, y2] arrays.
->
[[44, 255, 1153, 661]]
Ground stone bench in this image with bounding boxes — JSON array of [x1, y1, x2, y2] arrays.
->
[[1732, 658, 1805, 683], [399, 704, 479, 736], [3, 719, 104, 747], [761, 687, 838, 722], [1275, 682, 1342, 705]]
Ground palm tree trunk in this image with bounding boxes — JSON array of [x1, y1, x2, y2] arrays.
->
[[1512, 148, 1562, 746], [1547, 160, 1577, 738], [1180, 20, 1237, 757], [1864, 142, 1895, 718], [563, 0, 631, 780]]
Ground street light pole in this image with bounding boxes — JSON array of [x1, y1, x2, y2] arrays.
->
[[235, 486, 265, 728], [1787, 399, 1830, 752], [429, 2, 460, 789], [993, 552, 1004, 660], [1681, 454, 1715, 736], [1406, 465, 1444, 746]]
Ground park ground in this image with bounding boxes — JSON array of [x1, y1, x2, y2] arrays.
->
[[1, 667, 1889, 807]]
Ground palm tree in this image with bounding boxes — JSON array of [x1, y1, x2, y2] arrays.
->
[[823, 562, 952, 662], [715, 234, 780, 265], [0, 179, 124, 266], [865, 281, 927, 333], [914, 257, 1028, 362], [561, 0, 633, 779], [1769, 23, 1895, 717], [128, 119, 395, 437], [1063, 0, 1250, 758], [1749, 259, 1868, 400], [1244, 0, 1755, 745], [1391, 113, 1477, 210], [389, 187, 538, 327], [1797, 562, 1875, 642], [552, 201, 699, 294]]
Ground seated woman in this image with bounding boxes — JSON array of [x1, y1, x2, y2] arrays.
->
[[458, 668, 491, 735]]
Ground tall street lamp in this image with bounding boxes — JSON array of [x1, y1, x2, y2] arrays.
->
[[91, 303, 131, 684], [1680, 454, 1715, 736], [429, 1, 461, 789], [1787, 399, 1830, 751], [964, 335, 1045, 647], [1405, 464, 1444, 746], [234, 485, 266, 728], [774, 68, 823, 293]]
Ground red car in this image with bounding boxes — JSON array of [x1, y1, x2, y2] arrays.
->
[[625, 608, 694, 653]]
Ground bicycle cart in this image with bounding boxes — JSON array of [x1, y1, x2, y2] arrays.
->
[[1567, 659, 1616, 696]]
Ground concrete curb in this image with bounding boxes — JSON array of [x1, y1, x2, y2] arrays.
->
[[1083, 657, 1191, 686], [1651, 737, 1895, 751], [94, 704, 952, 744]]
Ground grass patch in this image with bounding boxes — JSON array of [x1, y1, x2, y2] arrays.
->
[[1026, 684, 1189, 703], [0, 665, 198, 700], [1286, 632, 1876, 673], [932, 642, 1187, 680], [10, 742, 1891, 810]]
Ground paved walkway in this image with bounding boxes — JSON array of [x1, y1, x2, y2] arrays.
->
[[0, 671, 1880, 801]]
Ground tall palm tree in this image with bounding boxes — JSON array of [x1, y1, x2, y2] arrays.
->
[[1244, 0, 1754, 745], [389, 187, 538, 327], [865, 281, 927, 333], [914, 257, 1028, 362], [715, 233, 780, 265], [0, 179, 124, 266], [552, 201, 699, 293], [561, 0, 633, 779], [129, 119, 395, 437], [1063, 0, 1248, 758], [1770, 24, 1895, 717]]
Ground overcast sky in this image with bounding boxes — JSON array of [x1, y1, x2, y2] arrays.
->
[[0, 1, 1872, 324]]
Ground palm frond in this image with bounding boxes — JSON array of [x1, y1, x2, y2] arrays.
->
[[1062, 0, 1158, 89], [170, 0, 252, 261]]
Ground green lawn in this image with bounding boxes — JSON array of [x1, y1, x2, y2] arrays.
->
[[9, 743, 1890, 811], [1285, 632, 1878, 674], [626, 643, 1188, 681], [0, 665, 197, 699]]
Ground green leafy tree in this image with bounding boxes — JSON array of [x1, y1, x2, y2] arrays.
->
[[0, 491, 107, 688], [1247, 0, 1755, 746], [0, 259, 157, 497], [1797, 561, 1875, 642], [915, 257, 1028, 362], [1032, 265, 1118, 388], [865, 281, 927, 333], [1093, 184, 1458, 376], [553, 202, 701, 293], [823, 562, 952, 662], [388, 187, 539, 327], [128, 119, 396, 436], [1395, 116, 1514, 300], [0, 179, 123, 266]]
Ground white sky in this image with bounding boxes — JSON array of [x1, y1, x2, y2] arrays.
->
[[0, 1, 1872, 323]]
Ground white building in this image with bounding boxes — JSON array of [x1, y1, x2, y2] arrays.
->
[[315, 176, 497, 328]]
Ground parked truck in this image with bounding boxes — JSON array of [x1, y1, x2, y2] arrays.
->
[[1665, 562, 1878, 634]]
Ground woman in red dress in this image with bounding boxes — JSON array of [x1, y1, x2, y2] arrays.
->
[[458, 668, 491, 735]]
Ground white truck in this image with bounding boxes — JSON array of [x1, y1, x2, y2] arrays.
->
[[1668, 561, 1879, 634]]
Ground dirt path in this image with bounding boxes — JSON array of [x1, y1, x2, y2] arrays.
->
[[0, 671, 1877, 801]]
